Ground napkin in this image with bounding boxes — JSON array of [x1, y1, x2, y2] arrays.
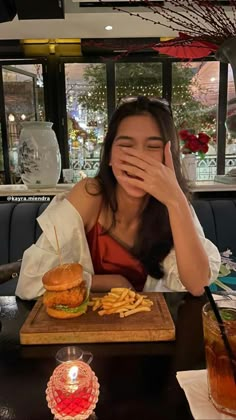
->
[[176, 370, 233, 420], [212, 293, 236, 301]]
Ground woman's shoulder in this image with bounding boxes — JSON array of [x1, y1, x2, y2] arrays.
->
[[68, 177, 101, 196], [66, 177, 103, 230]]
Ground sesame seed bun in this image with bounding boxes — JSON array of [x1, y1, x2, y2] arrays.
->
[[42, 263, 83, 292]]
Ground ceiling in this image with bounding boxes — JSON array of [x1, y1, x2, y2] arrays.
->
[[0, 0, 234, 41]]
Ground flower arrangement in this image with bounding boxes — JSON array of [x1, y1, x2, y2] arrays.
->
[[105, 0, 236, 64], [179, 129, 211, 159], [112, 0, 236, 47]]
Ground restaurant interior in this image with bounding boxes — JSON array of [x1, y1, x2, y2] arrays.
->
[[0, 2, 236, 420], [0, 0, 236, 189]]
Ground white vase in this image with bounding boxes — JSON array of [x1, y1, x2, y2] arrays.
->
[[182, 154, 197, 182], [18, 121, 61, 189]]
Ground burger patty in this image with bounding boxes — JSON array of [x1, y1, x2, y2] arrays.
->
[[43, 284, 86, 308]]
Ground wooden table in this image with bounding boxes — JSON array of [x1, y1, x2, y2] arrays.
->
[[0, 293, 207, 420]]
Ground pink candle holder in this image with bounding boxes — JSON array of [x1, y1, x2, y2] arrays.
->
[[46, 360, 100, 420]]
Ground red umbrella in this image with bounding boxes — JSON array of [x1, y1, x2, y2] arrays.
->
[[152, 33, 218, 59]]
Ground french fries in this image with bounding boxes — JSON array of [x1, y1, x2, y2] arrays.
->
[[88, 288, 153, 318]]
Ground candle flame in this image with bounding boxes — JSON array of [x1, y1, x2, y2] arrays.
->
[[68, 365, 79, 382]]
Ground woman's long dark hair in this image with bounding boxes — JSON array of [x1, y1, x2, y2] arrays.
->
[[92, 96, 189, 279]]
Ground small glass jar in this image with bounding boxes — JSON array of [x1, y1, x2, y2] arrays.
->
[[46, 360, 99, 420]]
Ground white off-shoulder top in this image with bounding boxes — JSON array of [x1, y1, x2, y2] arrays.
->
[[15, 193, 221, 300]]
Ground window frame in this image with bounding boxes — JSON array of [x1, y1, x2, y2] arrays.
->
[[0, 54, 228, 182]]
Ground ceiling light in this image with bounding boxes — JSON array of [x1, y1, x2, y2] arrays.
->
[[105, 25, 113, 31]]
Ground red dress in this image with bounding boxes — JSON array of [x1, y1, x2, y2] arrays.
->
[[86, 222, 147, 291]]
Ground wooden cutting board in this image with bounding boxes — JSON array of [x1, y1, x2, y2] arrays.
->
[[20, 292, 175, 345]]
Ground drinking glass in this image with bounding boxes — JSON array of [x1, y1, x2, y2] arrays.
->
[[56, 346, 93, 365], [62, 168, 74, 183], [202, 299, 236, 417]]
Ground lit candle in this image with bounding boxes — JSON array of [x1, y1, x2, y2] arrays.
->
[[68, 365, 79, 393], [46, 360, 100, 419]]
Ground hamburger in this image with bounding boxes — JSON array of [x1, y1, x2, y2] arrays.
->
[[42, 263, 87, 319]]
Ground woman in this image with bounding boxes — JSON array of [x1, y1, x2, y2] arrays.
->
[[16, 96, 220, 300]]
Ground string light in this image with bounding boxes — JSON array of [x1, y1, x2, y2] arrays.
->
[[66, 61, 220, 143], [8, 114, 15, 122]]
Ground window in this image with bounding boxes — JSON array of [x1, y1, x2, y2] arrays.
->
[[172, 62, 219, 180], [225, 64, 236, 175], [65, 63, 107, 180], [0, 56, 230, 184], [2, 63, 45, 183], [0, 125, 4, 184], [115, 62, 162, 103]]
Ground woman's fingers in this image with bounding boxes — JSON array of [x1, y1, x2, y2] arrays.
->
[[164, 142, 175, 171], [120, 147, 159, 166], [115, 161, 146, 179], [118, 151, 148, 171], [117, 174, 145, 190]]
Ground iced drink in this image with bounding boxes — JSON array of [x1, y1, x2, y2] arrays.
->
[[202, 300, 236, 417]]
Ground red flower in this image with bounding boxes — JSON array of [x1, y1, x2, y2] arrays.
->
[[199, 143, 209, 153], [179, 130, 211, 157], [186, 139, 200, 152], [198, 132, 210, 144], [179, 129, 190, 140], [188, 134, 198, 142]]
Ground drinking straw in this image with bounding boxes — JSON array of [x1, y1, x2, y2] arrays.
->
[[204, 286, 236, 384], [54, 225, 62, 266]]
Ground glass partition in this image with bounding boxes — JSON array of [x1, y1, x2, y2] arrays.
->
[[172, 62, 219, 180], [2, 64, 45, 183], [0, 58, 230, 184], [115, 62, 162, 104], [225, 64, 236, 175], [65, 63, 107, 181], [0, 125, 4, 184]]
